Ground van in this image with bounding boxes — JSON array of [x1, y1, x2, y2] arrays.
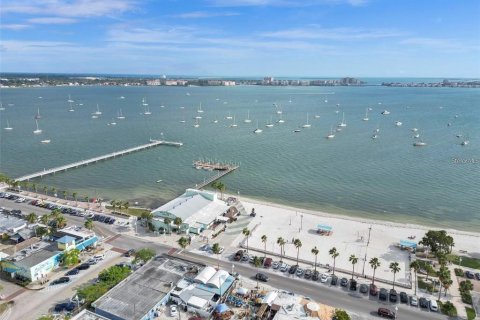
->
[[263, 258, 272, 268], [429, 299, 438, 312]]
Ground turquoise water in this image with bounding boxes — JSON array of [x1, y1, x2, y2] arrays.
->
[[1, 85, 479, 231]]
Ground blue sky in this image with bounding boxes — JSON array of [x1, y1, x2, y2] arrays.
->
[[1, 0, 479, 77]]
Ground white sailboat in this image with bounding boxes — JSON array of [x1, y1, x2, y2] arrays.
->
[[225, 113, 233, 120], [40, 139, 51, 144], [253, 120, 263, 133], [244, 110, 252, 123], [68, 101, 75, 112], [265, 117, 274, 128], [395, 121, 402, 126], [326, 126, 335, 139], [338, 112, 347, 127], [4, 120, 13, 131], [230, 115, 238, 128], [277, 114, 285, 123], [381, 110, 390, 115], [93, 104, 102, 115], [117, 109, 126, 120], [302, 113, 311, 128], [109, 119, 117, 126], [0, 103, 5, 111], [120, 96, 125, 99], [35, 107, 42, 119], [314, 115, 320, 119], [413, 141, 427, 147], [197, 103, 204, 113], [362, 108, 369, 121], [67, 95, 74, 103], [33, 119, 42, 135], [212, 116, 218, 124], [193, 119, 200, 128]]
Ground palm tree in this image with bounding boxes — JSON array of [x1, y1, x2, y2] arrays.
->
[[62, 248, 80, 266], [349, 254, 358, 279], [164, 217, 172, 234], [442, 279, 453, 297], [261, 235, 267, 258], [50, 208, 61, 219], [212, 181, 226, 200], [50, 187, 56, 197], [329, 247, 340, 275], [62, 190, 67, 200], [437, 266, 450, 300], [123, 201, 129, 213], [72, 192, 77, 204], [110, 199, 117, 211], [141, 211, 154, 222], [56, 215, 67, 229], [26, 212, 37, 224], [311, 246, 319, 274], [40, 214, 49, 226], [84, 196, 89, 207], [84, 218, 94, 230], [174, 217, 183, 233], [293, 238, 302, 266], [212, 243, 222, 269], [369, 257, 381, 285], [409, 260, 420, 295], [178, 237, 189, 249], [117, 201, 123, 212], [242, 228, 251, 252], [277, 237, 285, 262], [43, 186, 48, 195], [389, 262, 401, 290], [253, 256, 263, 288]]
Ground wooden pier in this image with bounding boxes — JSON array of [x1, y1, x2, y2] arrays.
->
[[194, 160, 239, 189], [15, 140, 183, 182]]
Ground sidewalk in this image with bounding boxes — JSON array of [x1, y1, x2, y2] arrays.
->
[[449, 267, 468, 319]]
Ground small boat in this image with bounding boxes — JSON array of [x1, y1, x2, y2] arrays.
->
[[395, 121, 402, 126], [91, 115, 99, 119], [226, 113, 233, 120], [186, 92, 191, 96], [212, 117, 218, 124], [197, 103, 204, 113], [117, 109, 126, 120], [461, 140, 469, 146], [0, 103, 5, 111], [456, 134, 462, 138], [230, 116, 238, 128], [93, 104, 102, 115], [362, 108, 369, 121], [314, 115, 320, 119], [193, 119, 200, 128], [35, 107, 42, 119], [338, 112, 347, 127], [293, 129, 301, 133], [160, 104, 165, 108], [381, 110, 390, 115], [142, 97, 148, 106], [447, 123, 452, 127], [302, 113, 311, 128], [413, 141, 427, 147], [326, 126, 335, 139], [67, 95, 74, 103], [156, 179, 163, 183], [336, 127, 342, 132], [412, 128, 418, 132], [253, 120, 263, 134], [120, 96, 125, 99], [244, 110, 252, 123], [41, 139, 51, 144], [265, 117, 274, 128], [371, 134, 378, 139], [195, 115, 202, 119], [179, 119, 186, 123], [335, 110, 339, 114], [374, 128, 380, 133], [33, 119, 42, 135], [4, 120, 13, 131], [454, 114, 459, 118], [413, 134, 420, 139], [109, 119, 117, 126], [277, 114, 285, 123], [68, 101, 75, 112]]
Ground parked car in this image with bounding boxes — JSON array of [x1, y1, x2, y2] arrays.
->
[[51, 277, 70, 285], [377, 308, 395, 319], [87, 258, 98, 265], [241, 254, 249, 262], [340, 277, 348, 287], [304, 269, 312, 279], [400, 291, 408, 303], [330, 275, 338, 286], [65, 269, 79, 276], [280, 263, 289, 272], [465, 271, 475, 279], [312, 270, 320, 281], [124, 249, 136, 257], [256, 273, 269, 282], [419, 297, 429, 308], [272, 261, 280, 269], [379, 288, 388, 301], [234, 250, 244, 261], [349, 279, 357, 291], [476, 272, 480, 280], [170, 305, 178, 317], [77, 263, 90, 271], [369, 283, 378, 296], [429, 299, 438, 312], [410, 295, 418, 306], [389, 289, 397, 303], [320, 273, 329, 283], [359, 283, 369, 294], [296, 268, 304, 277], [54, 302, 75, 313], [263, 257, 272, 268], [288, 265, 298, 274]]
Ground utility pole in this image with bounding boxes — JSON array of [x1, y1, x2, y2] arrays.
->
[[300, 215, 303, 231], [362, 226, 373, 276]]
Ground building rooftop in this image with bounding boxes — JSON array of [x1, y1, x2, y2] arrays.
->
[[93, 255, 184, 320], [56, 235, 76, 244], [71, 310, 110, 320], [0, 213, 27, 233], [13, 243, 59, 268]]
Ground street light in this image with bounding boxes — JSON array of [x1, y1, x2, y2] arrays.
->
[[395, 306, 398, 319], [300, 215, 303, 231]]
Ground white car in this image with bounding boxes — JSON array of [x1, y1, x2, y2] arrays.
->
[[93, 254, 104, 261], [170, 305, 178, 317], [320, 273, 329, 283], [410, 295, 418, 306]]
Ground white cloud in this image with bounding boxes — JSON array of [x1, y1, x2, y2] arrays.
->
[[208, 0, 368, 7], [27, 17, 77, 24], [173, 11, 240, 19], [0, 24, 31, 30], [400, 37, 480, 52], [261, 27, 405, 41]]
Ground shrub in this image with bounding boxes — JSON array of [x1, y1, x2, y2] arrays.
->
[[333, 309, 350, 320], [461, 292, 472, 305], [466, 307, 476, 320], [454, 268, 464, 276], [439, 301, 457, 317]]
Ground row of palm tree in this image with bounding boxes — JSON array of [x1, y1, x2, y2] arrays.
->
[[109, 200, 130, 213]]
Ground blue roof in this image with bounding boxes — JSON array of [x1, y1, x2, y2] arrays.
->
[[57, 235, 76, 244], [215, 303, 229, 313], [400, 240, 417, 248], [196, 275, 234, 296], [317, 224, 332, 231]]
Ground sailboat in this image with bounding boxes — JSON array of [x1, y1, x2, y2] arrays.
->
[[338, 112, 347, 127], [33, 119, 42, 135], [212, 116, 219, 124], [93, 104, 102, 115], [265, 117, 274, 128], [225, 113, 233, 120], [0, 103, 5, 111], [109, 119, 117, 126], [395, 121, 402, 127], [277, 114, 285, 123], [461, 139, 469, 146], [116, 109, 126, 120], [326, 126, 335, 139], [120, 96, 125, 99], [193, 119, 200, 128], [197, 103, 204, 113], [230, 115, 238, 128], [40, 139, 51, 144], [276, 105, 282, 115], [4, 120, 13, 131], [244, 110, 252, 123], [68, 101, 75, 112], [253, 120, 263, 133], [413, 140, 427, 147], [67, 95, 74, 103], [302, 113, 311, 128], [362, 108, 369, 121], [314, 115, 320, 119], [35, 107, 42, 119], [381, 110, 390, 115]]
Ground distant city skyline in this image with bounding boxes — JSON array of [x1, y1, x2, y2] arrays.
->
[[1, 0, 479, 77]]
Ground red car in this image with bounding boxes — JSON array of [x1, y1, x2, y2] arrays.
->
[[377, 308, 395, 319]]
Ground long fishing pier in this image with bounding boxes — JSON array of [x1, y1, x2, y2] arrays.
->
[[194, 160, 239, 189], [15, 140, 183, 182]]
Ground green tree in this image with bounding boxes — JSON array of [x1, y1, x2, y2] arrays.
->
[[110, 199, 117, 210], [84, 218, 94, 230], [50, 187, 56, 197], [62, 248, 80, 266], [40, 214, 49, 226], [43, 186, 48, 195], [117, 201, 123, 212], [311, 246, 319, 274], [84, 196, 89, 206], [293, 238, 302, 266], [174, 217, 183, 233], [261, 235, 267, 258], [443, 279, 453, 297], [141, 211, 153, 222], [212, 242, 222, 269], [72, 192, 77, 204], [212, 181, 226, 200], [164, 217, 172, 233], [333, 309, 351, 320], [123, 201, 129, 213], [437, 266, 450, 300], [62, 190, 67, 200], [56, 215, 67, 229], [26, 212, 37, 224], [35, 226, 49, 237], [134, 248, 156, 264], [410, 260, 420, 295], [178, 237, 189, 249], [349, 254, 358, 279], [98, 265, 131, 286], [419, 230, 455, 257], [277, 237, 285, 262], [369, 257, 381, 285], [50, 208, 61, 219], [253, 256, 263, 288], [38, 316, 56, 320], [242, 227, 251, 252], [389, 262, 401, 290], [32, 183, 37, 193], [329, 247, 340, 275]]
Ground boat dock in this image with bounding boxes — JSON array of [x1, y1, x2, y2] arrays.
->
[[194, 160, 239, 189], [15, 140, 183, 182]]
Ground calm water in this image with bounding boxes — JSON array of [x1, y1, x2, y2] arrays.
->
[[1, 84, 479, 231]]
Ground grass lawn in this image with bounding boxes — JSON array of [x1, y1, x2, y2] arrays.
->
[[105, 206, 150, 217], [418, 277, 438, 293], [449, 255, 480, 270], [466, 307, 476, 320], [417, 259, 438, 276]]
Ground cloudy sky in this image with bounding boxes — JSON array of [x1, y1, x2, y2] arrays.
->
[[1, 0, 479, 77]]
